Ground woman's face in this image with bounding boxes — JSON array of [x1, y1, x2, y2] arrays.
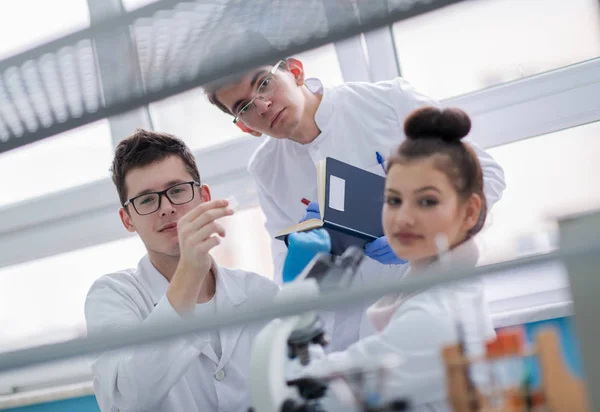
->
[[382, 157, 481, 264]]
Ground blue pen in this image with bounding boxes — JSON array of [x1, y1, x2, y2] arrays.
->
[[375, 151, 386, 173]]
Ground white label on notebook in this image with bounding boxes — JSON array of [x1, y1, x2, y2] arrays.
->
[[328, 175, 346, 212]]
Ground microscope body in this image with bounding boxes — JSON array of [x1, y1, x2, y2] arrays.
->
[[249, 247, 365, 412], [249, 279, 323, 412]]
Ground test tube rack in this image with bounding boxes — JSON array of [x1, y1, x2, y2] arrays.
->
[[441, 327, 590, 412]]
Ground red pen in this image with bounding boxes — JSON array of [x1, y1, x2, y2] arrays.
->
[[301, 198, 311, 206]]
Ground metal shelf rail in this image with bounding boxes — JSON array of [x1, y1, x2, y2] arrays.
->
[[0, 209, 599, 409], [0, 0, 464, 154]]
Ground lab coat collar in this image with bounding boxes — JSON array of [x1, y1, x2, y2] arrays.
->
[[425, 237, 480, 274], [137, 255, 247, 308], [138, 255, 169, 306], [305, 78, 334, 148], [367, 238, 480, 332], [403, 238, 480, 281], [138, 255, 247, 369]]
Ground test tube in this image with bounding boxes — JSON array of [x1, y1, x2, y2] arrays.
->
[[225, 196, 239, 211], [485, 328, 525, 406]]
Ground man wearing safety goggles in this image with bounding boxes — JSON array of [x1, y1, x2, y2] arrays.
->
[[205, 53, 506, 352]]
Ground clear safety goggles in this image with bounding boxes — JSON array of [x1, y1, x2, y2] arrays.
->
[[232, 60, 285, 125]]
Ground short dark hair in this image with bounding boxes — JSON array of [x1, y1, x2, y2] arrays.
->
[[111, 129, 201, 207], [388, 107, 487, 239], [202, 31, 286, 116], [204, 59, 289, 116]]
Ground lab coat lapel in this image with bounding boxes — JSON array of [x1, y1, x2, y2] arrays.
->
[[137, 255, 169, 307], [213, 264, 247, 370], [202, 344, 219, 365]]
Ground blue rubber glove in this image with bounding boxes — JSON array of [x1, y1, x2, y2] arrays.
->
[[363, 236, 408, 265], [299, 201, 321, 223], [282, 229, 332, 283]]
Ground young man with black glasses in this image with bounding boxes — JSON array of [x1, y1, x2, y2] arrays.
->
[[84, 129, 278, 412]]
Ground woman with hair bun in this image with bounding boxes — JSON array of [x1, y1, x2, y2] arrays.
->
[[284, 107, 495, 410]]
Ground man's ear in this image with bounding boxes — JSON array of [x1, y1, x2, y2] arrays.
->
[[286, 58, 305, 86], [119, 207, 136, 233], [236, 121, 262, 137], [200, 184, 211, 202]]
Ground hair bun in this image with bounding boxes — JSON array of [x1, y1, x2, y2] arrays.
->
[[404, 107, 471, 143]]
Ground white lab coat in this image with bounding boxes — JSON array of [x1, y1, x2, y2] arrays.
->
[[248, 77, 506, 351], [84, 255, 279, 412], [299, 239, 496, 411]]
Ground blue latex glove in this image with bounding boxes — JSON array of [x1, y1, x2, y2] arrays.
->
[[363, 236, 408, 265], [299, 201, 321, 223], [282, 229, 332, 283]]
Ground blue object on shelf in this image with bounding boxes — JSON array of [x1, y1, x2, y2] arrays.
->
[[1, 395, 100, 412], [515, 316, 584, 389]]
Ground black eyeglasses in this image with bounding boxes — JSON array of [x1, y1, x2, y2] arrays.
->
[[124, 181, 200, 216]]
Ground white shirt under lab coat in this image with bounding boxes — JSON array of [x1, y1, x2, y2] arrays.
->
[[296, 239, 496, 411], [84, 255, 279, 412], [248, 77, 506, 351]]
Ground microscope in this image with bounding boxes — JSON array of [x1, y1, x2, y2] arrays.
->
[[248, 247, 410, 412]]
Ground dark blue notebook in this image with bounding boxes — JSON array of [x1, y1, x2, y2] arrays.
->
[[276, 157, 385, 256]]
